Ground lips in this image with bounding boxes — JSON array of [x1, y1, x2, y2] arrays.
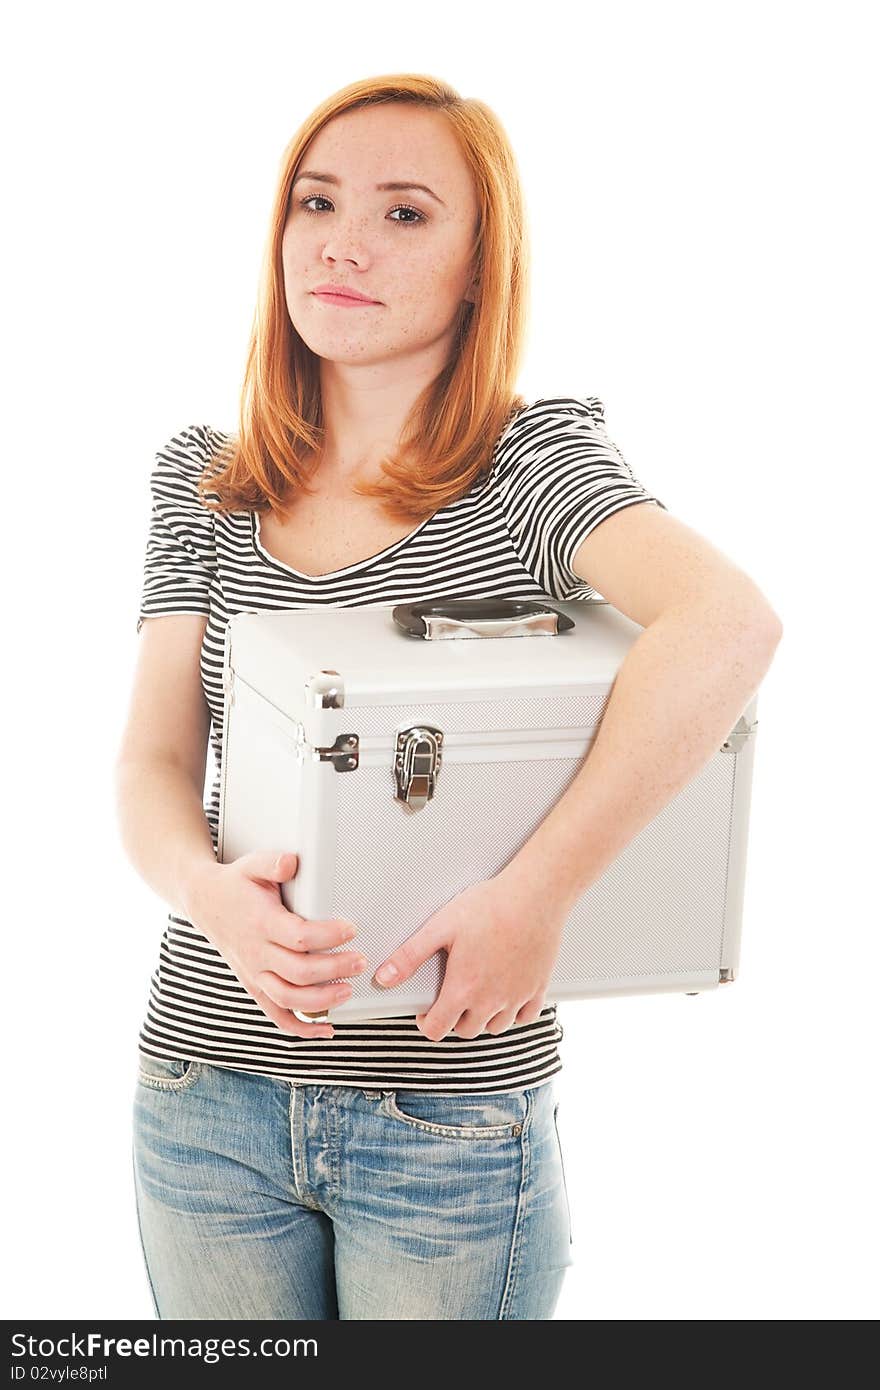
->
[[312, 284, 379, 303]]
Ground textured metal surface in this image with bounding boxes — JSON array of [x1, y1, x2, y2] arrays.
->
[[324, 748, 736, 1008], [340, 692, 612, 738]]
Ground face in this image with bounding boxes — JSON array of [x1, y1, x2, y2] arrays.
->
[[281, 104, 480, 371]]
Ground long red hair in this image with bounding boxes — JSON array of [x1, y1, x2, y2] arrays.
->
[[197, 72, 531, 526]]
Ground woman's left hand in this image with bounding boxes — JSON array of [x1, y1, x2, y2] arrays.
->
[[372, 872, 568, 1041]]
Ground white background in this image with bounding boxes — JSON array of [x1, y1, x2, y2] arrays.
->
[[3, 0, 877, 1321]]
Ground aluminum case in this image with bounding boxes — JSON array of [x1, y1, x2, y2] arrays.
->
[[217, 599, 759, 1024]]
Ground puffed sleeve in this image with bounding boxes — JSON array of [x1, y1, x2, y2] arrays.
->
[[491, 395, 668, 600], [136, 425, 218, 634]]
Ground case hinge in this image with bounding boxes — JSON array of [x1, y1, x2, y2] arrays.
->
[[721, 715, 758, 754], [314, 734, 359, 771]]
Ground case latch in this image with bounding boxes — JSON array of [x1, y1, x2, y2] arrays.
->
[[394, 725, 444, 809]]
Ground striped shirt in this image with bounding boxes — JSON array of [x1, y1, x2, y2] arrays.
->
[[134, 395, 667, 1092]]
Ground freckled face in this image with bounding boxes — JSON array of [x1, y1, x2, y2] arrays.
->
[[281, 104, 480, 367]]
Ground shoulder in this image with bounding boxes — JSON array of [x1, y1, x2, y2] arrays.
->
[[491, 394, 618, 482], [494, 394, 609, 454], [150, 424, 231, 506], [153, 423, 228, 472], [516, 394, 607, 423], [489, 391, 660, 512]]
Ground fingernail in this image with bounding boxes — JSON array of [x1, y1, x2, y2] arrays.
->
[[375, 962, 398, 985]]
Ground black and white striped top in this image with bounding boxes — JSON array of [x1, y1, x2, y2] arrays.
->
[[135, 395, 667, 1092]]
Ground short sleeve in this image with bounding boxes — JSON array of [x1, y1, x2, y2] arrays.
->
[[491, 395, 668, 599], [136, 425, 218, 634]]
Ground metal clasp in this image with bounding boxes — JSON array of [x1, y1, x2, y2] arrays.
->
[[394, 725, 444, 809], [314, 733, 359, 771]]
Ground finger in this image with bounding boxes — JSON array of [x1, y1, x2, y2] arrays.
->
[[270, 912, 359, 953], [375, 923, 443, 988], [249, 984, 334, 1039], [515, 997, 546, 1027], [415, 996, 466, 1042], [449, 1008, 490, 1040], [484, 1007, 521, 1035], [257, 971, 355, 1013], [263, 942, 368, 987], [246, 849, 300, 884]]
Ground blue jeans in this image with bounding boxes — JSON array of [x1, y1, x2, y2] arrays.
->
[[132, 1051, 574, 1320]]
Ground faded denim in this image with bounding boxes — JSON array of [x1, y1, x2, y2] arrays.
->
[[132, 1051, 574, 1320]]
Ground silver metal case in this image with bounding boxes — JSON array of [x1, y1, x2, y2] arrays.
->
[[217, 599, 759, 1024]]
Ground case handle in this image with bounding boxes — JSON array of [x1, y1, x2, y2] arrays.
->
[[391, 598, 575, 640]]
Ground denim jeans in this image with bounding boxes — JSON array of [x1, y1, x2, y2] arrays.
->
[[132, 1051, 574, 1320]]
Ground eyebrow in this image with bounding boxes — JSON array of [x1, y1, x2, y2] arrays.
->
[[292, 170, 446, 207]]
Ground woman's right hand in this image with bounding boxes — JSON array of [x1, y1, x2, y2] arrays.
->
[[184, 850, 367, 1038]]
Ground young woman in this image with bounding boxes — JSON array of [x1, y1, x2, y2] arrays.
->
[[117, 74, 781, 1320]]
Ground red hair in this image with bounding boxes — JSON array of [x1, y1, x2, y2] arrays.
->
[[197, 72, 530, 525]]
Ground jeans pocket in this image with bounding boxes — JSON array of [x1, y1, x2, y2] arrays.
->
[[380, 1088, 527, 1140], [136, 1051, 202, 1093]]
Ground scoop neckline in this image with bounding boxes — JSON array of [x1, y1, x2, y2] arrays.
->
[[250, 507, 435, 582]]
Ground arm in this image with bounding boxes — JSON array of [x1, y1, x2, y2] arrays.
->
[[495, 593, 782, 912], [115, 759, 217, 920], [124, 427, 223, 916], [496, 501, 783, 909], [115, 614, 217, 920], [374, 424, 785, 1038]]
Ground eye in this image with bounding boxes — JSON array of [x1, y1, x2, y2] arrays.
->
[[388, 204, 426, 225], [297, 195, 427, 227]]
